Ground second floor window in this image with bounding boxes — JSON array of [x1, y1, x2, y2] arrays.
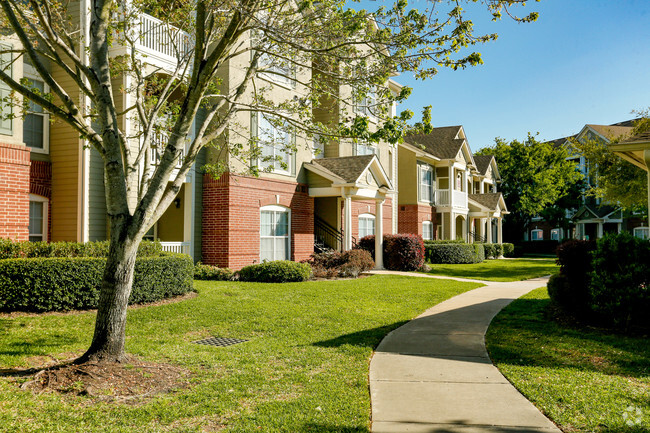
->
[[0, 44, 13, 135], [355, 140, 376, 156], [255, 113, 293, 175], [418, 163, 434, 203]]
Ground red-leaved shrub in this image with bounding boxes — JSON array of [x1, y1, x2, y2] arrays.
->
[[355, 233, 425, 271]]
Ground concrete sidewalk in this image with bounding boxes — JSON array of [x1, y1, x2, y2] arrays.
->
[[368, 274, 561, 433]]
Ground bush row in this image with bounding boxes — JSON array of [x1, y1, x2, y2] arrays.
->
[[355, 234, 425, 271], [304, 249, 375, 279], [513, 240, 560, 256], [239, 260, 312, 283], [0, 253, 194, 312], [547, 233, 650, 330], [424, 241, 485, 264], [194, 263, 234, 281], [0, 239, 164, 259]]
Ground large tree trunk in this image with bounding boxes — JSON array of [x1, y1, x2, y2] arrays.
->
[[77, 223, 139, 364]]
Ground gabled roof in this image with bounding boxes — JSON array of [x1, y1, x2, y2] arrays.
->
[[584, 124, 633, 142], [304, 154, 393, 189], [473, 155, 494, 176], [573, 204, 620, 220], [621, 129, 650, 145], [468, 192, 507, 212], [405, 126, 467, 160]]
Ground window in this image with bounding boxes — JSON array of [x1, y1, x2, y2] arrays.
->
[[312, 134, 324, 159], [531, 229, 543, 241], [29, 194, 48, 242], [0, 44, 13, 135], [358, 213, 375, 238], [22, 77, 49, 152], [354, 140, 376, 156], [634, 227, 649, 240], [260, 205, 290, 261], [550, 228, 561, 241], [255, 113, 293, 175], [418, 163, 434, 203], [354, 88, 377, 121], [254, 31, 296, 89], [422, 221, 433, 240]]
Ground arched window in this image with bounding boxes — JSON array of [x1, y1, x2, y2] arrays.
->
[[358, 213, 376, 239], [29, 194, 48, 242], [260, 205, 290, 261], [422, 221, 433, 240]]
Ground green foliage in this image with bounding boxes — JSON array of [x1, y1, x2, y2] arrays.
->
[[304, 249, 374, 279], [569, 113, 649, 212], [424, 241, 484, 264], [355, 234, 425, 271], [193, 263, 234, 281], [590, 233, 650, 329], [238, 261, 312, 283], [482, 243, 503, 259], [423, 258, 558, 282], [502, 243, 514, 257], [547, 239, 596, 316], [476, 134, 583, 241], [0, 239, 163, 259], [514, 240, 561, 256], [0, 254, 193, 312]]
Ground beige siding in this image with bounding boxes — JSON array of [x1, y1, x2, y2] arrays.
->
[[397, 145, 417, 204], [88, 146, 107, 240]]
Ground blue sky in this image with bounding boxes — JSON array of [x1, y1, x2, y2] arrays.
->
[[384, 0, 650, 151]]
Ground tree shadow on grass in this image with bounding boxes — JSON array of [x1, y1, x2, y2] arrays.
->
[[488, 298, 650, 378], [312, 322, 408, 349]]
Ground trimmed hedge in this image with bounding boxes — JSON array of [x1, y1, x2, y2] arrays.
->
[[194, 263, 234, 281], [238, 260, 312, 283], [424, 241, 484, 264], [482, 243, 503, 259], [0, 239, 163, 259], [502, 243, 515, 257], [355, 234, 425, 271], [548, 239, 596, 316], [0, 253, 194, 312], [513, 240, 559, 256]]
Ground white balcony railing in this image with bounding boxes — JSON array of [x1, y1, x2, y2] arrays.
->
[[434, 190, 450, 206], [136, 14, 193, 62], [453, 190, 467, 209], [160, 241, 191, 255]]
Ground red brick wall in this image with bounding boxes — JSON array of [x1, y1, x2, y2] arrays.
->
[[0, 143, 30, 240], [30, 160, 52, 242], [202, 174, 314, 270], [398, 204, 437, 238]]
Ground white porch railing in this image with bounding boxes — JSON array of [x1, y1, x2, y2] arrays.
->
[[453, 190, 467, 209], [160, 241, 191, 255], [434, 190, 450, 206], [137, 14, 193, 62]]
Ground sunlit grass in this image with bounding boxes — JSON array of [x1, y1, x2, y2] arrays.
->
[[423, 258, 559, 282], [0, 275, 480, 433]]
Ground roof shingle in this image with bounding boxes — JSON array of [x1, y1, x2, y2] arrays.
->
[[472, 155, 494, 175], [405, 126, 465, 159], [309, 155, 375, 184], [468, 193, 504, 211]]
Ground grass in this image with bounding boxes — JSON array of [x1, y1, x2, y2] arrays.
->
[[486, 287, 650, 432], [0, 275, 481, 433], [423, 258, 559, 282]]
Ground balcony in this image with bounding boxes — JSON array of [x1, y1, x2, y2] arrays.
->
[[110, 13, 193, 71], [160, 241, 191, 255], [434, 190, 468, 209]]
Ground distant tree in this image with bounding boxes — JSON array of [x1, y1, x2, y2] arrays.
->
[[476, 134, 583, 241], [570, 111, 649, 213]]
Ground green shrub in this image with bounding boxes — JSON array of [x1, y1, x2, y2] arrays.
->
[[589, 233, 650, 329], [194, 263, 233, 281], [424, 242, 484, 264], [548, 239, 596, 316], [0, 239, 163, 259], [482, 243, 504, 259], [339, 249, 375, 277], [513, 240, 559, 256], [0, 253, 193, 312], [356, 234, 424, 271], [238, 260, 312, 283], [502, 243, 515, 257]]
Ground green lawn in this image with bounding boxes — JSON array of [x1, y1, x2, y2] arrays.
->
[[0, 275, 480, 433], [423, 258, 559, 282], [487, 288, 650, 432]]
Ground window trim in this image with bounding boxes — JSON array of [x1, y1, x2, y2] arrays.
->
[[0, 43, 13, 136], [260, 205, 291, 262], [358, 213, 376, 239], [354, 140, 376, 156], [633, 227, 649, 240], [422, 220, 433, 240], [550, 228, 561, 241], [29, 194, 48, 242], [253, 112, 295, 176], [531, 229, 544, 241], [22, 64, 50, 154], [418, 162, 434, 203], [354, 87, 377, 123]]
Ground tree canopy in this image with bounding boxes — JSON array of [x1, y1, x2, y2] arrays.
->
[[476, 133, 583, 241], [0, 0, 539, 362]]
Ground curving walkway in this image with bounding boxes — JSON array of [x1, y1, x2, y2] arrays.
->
[[367, 272, 561, 433]]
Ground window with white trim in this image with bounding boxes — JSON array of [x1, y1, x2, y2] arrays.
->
[[354, 87, 377, 121], [260, 205, 290, 261], [29, 194, 48, 242], [633, 227, 649, 240], [418, 163, 434, 203], [312, 134, 324, 159], [354, 140, 376, 156], [422, 221, 433, 240], [0, 44, 13, 135], [255, 113, 293, 175], [531, 229, 543, 241], [550, 228, 561, 241], [358, 213, 376, 239], [253, 29, 296, 89]]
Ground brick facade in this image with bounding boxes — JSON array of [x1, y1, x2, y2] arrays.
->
[[0, 143, 30, 240], [398, 204, 437, 238], [346, 198, 393, 241], [202, 173, 314, 270], [30, 160, 52, 242]]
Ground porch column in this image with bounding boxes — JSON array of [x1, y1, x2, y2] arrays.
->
[[183, 182, 193, 258], [597, 221, 604, 239], [344, 194, 352, 251], [617, 223, 622, 234], [486, 216, 493, 243], [468, 218, 474, 244], [497, 217, 503, 244], [450, 212, 456, 241], [449, 163, 454, 208], [374, 199, 384, 269]]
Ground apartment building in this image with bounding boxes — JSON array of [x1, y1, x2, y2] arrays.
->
[[397, 126, 508, 242], [0, 7, 403, 269]]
